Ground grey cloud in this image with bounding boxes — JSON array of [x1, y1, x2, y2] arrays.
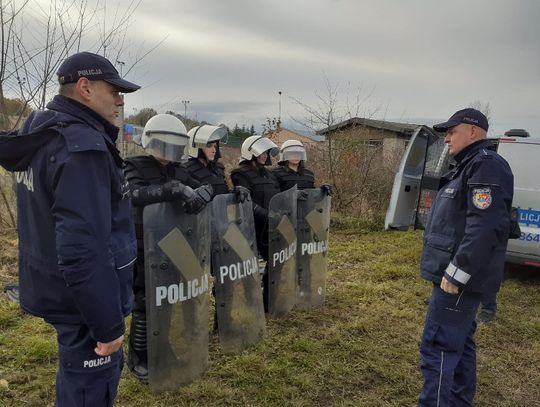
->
[[120, 0, 539, 134]]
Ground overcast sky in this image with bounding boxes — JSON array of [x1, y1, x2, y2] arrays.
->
[[116, 0, 539, 136]]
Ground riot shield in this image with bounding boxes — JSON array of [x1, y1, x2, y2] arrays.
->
[[267, 185, 298, 318], [143, 202, 210, 392], [296, 189, 331, 309], [211, 193, 266, 354]]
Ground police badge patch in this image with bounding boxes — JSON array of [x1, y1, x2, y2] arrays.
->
[[472, 187, 492, 209]]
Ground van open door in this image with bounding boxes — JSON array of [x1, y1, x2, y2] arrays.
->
[[385, 126, 448, 230]]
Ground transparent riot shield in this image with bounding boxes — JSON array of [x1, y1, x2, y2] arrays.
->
[[267, 185, 298, 318], [211, 193, 266, 354], [143, 202, 210, 392], [296, 189, 331, 309]]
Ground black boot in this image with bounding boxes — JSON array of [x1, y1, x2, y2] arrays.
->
[[127, 311, 149, 383]]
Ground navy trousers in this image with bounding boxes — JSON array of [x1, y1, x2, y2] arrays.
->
[[419, 286, 482, 407], [480, 291, 497, 313], [51, 322, 123, 407]]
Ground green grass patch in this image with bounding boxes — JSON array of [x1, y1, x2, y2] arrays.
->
[[0, 229, 539, 406]]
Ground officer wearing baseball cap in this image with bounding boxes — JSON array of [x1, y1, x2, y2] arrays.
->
[[57, 51, 140, 92], [418, 108, 514, 406], [433, 107, 489, 132], [0, 51, 139, 406]]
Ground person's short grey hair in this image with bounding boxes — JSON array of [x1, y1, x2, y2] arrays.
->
[[58, 83, 76, 96]]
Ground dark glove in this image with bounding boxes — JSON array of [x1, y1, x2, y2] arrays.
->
[[184, 184, 214, 214], [253, 203, 268, 219], [320, 184, 333, 196], [297, 190, 308, 201], [131, 180, 191, 206], [234, 186, 250, 203], [163, 180, 189, 198]]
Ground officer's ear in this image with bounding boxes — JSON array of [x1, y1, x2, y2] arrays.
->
[[470, 124, 487, 140], [74, 77, 93, 102]]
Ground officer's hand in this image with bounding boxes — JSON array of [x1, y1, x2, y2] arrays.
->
[[440, 276, 459, 294], [185, 184, 214, 214], [253, 204, 268, 219], [320, 184, 333, 196], [234, 186, 250, 203], [95, 335, 124, 356], [297, 190, 308, 201], [165, 180, 186, 195]]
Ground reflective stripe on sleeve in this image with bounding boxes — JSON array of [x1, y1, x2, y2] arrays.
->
[[117, 257, 137, 270], [445, 263, 471, 284]]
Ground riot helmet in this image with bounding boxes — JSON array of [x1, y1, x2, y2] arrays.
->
[[278, 139, 307, 164], [187, 124, 228, 160], [240, 136, 279, 165], [141, 114, 189, 162]]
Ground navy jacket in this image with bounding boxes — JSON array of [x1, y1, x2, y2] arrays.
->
[[420, 139, 513, 293], [0, 95, 135, 342]]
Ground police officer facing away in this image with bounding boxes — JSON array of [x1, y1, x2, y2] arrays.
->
[[0, 52, 140, 406], [124, 114, 214, 382], [418, 108, 513, 407], [231, 136, 280, 311]]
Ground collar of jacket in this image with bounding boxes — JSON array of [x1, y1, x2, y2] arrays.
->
[[280, 161, 304, 174], [453, 139, 494, 164], [46, 95, 120, 144]]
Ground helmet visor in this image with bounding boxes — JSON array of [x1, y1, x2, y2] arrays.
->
[[281, 145, 307, 161], [250, 137, 279, 157], [193, 125, 228, 147], [145, 132, 189, 162]]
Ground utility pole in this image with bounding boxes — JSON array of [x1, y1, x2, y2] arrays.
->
[[116, 60, 125, 77], [278, 90, 282, 127], [181, 100, 190, 119]]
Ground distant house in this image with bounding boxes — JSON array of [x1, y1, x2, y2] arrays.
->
[[316, 117, 420, 159], [265, 127, 319, 147]]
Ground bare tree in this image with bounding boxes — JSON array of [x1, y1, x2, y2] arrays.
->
[[289, 75, 389, 216], [0, 0, 164, 131], [468, 100, 492, 123], [0, 0, 164, 229], [0, 0, 28, 130]]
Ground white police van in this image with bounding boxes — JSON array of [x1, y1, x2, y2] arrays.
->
[[385, 127, 540, 268]]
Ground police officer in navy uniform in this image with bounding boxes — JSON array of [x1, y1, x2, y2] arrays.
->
[[231, 136, 280, 312], [0, 52, 140, 406], [123, 114, 214, 382], [418, 108, 514, 407]]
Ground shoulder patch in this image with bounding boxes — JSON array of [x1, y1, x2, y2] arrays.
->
[[472, 187, 492, 210]]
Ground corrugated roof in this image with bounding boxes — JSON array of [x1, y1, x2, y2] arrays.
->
[[316, 117, 420, 136], [264, 127, 319, 145]]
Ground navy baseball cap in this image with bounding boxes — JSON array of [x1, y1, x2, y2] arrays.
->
[[433, 108, 489, 132], [57, 52, 140, 93]]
